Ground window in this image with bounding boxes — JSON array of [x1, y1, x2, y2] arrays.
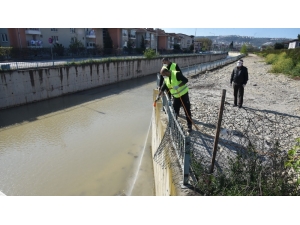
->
[[70, 28, 75, 33], [52, 36, 59, 42], [51, 28, 58, 32], [1, 33, 8, 42], [87, 42, 95, 47]]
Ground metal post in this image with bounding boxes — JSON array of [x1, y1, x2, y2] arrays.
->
[[183, 136, 191, 185], [188, 58, 190, 76], [210, 89, 226, 174], [51, 44, 54, 66], [156, 29, 158, 55]]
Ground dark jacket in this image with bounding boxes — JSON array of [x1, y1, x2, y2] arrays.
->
[[230, 66, 248, 85], [159, 62, 183, 88]]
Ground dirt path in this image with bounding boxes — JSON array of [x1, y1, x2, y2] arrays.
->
[[188, 53, 300, 116]]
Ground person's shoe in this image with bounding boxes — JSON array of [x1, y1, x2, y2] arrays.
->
[[238, 105, 242, 108], [188, 125, 193, 132], [233, 104, 237, 107]]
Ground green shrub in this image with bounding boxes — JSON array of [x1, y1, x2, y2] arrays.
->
[[240, 44, 248, 55], [260, 49, 300, 77], [271, 57, 294, 74], [265, 53, 278, 64], [0, 47, 12, 59], [291, 63, 300, 77], [143, 48, 156, 59]]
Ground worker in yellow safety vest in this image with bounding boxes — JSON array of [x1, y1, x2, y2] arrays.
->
[[157, 67, 193, 132], [158, 57, 183, 98]]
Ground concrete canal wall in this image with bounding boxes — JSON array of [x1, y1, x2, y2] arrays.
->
[[0, 53, 227, 109], [151, 89, 193, 196]]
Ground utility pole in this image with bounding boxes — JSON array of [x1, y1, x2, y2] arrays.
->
[[156, 28, 158, 55], [194, 28, 197, 53]]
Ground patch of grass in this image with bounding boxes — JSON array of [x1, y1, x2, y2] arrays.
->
[[265, 53, 278, 64], [258, 49, 300, 78], [192, 139, 300, 196]]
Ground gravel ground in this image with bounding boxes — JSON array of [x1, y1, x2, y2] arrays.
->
[[158, 54, 300, 194], [188, 53, 300, 116]]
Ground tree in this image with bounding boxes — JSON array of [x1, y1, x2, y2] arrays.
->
[[173, 43, 181, 53], [189, 44, 194, 52], [240, 44, 248, 55], [274, 42, 284, 50], [103, 29, 113, 54], [195, 38, 212, 51], [53, 43, 65, 56], [127, 40, 133, 54], [140, 35, 146, 52], [173, 44, 180, 50], [229, 41, 233, 50], [69, 37, 84, 55], [298, 34, 300, 41]]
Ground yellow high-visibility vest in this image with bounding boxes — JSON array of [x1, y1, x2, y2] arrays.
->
[[164, 70, 188, 98]]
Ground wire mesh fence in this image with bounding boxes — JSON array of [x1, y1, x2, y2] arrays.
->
[[190, 101, 300, 173], [188, 98, 300, 195]]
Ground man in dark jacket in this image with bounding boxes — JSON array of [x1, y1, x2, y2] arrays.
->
[[230, 59, 248, 108]]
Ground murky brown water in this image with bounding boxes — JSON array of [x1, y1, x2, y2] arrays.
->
[[0, 75, 156, 196]]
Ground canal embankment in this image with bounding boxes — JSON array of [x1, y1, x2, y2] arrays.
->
[[0, 53, 227, 109]]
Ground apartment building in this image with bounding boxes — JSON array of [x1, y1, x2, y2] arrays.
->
[[166, 33, 176, 50], [176, 33, 193, 50], [135, 28, 157, 49], [156, 29, 168, 50], [146, 28, 157, 50], [0, 28, 10, 47], [174, 34, 182, 47], [2, 28, 104, 49], [106, 28, 138, 49], [1, 28, 195, 53]]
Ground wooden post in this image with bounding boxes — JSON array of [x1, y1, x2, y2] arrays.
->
[[210, 89, 226, 174]]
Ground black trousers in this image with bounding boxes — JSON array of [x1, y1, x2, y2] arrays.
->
[[173, 92, 192, 127], [233, 83, 244, 106]]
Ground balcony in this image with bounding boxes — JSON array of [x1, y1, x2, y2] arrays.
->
[[25, 29, 41, 35], [86, 30, 96, 39], [27, 40, 43, 48]]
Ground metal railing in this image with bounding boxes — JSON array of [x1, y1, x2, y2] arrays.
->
[[153, 91, 191, 185], [0, 51, 232, 71], [182, 54, 244, 78]]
